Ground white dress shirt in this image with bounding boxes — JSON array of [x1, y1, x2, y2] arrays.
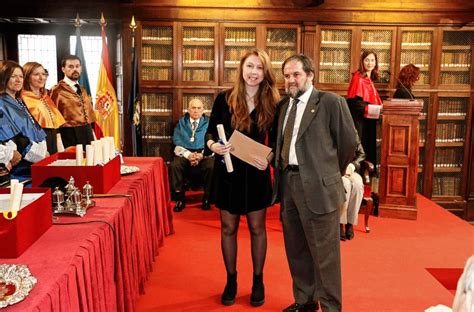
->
[[282, 86, 314, 166]]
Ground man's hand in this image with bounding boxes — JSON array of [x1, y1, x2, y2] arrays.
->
[[188, 152, 203, 167]]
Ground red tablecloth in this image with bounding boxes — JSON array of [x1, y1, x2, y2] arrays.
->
[[0, 157, 174, 312]]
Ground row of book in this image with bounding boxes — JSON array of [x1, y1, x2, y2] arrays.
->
[[225, 29, 256, 43], [433, 148, 463, 167], [142, 119, 171, 138], [225, 47, 253, 62], [318, 70, 350, 83], [183, 47, 214, 62], [439, 72, 472, 85], [320, 30, 351, 45], [441, 51, 471, 66], [141, 67, 172, 81], [267, 49, 296, 64], [183, 69, 214, 81], [401, 32, 432, 45], [435, 123, 465, 142], [142, 46, 172, 63], [361, 30, 392, 45], [432, 175, 461, 196], [142, 27, 173, 41], [183, 27, 214, 42], [266, 29, 297, 43], [142, 93, 172, 112], [400, 51, 431, 67], [438, 99, 468, 116]]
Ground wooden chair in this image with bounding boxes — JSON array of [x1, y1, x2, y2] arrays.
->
[[361, 160, 375, 233]]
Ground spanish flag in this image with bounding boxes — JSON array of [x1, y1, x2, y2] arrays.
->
[[95, 13, 120, 151]]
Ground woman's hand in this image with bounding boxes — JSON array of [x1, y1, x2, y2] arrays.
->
[[253, 157, 269, 171], [211, 141, 232, 156]]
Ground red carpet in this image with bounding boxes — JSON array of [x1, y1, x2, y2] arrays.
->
[[135, 194, 474, 311]]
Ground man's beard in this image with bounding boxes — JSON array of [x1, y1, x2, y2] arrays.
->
[[287, 80, 311, 99], [67, 72, 81, 81]]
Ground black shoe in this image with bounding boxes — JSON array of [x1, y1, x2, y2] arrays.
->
[[283, 301, 318, 312], [340, 224, 346, 241], [201, 199, 211, 210], [250, 273, 264, 306], [345, 223, 354, 240], [173, 201, 185, 212], [221, 272, 237, 306]]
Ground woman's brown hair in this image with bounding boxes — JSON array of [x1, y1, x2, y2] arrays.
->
[[357, 50, 379, 81], [0, 60, 23, 96], [22, 62, 47, 95], [397, 64, 420, 89], [226, 48, 280, 133]]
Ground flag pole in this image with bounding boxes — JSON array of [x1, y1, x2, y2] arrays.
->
[[128, 16, 141, 156]]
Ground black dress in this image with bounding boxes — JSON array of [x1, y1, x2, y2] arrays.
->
[[205, 91, 272, 215]]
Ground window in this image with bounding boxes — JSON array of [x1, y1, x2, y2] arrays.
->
[[18, 34, 58, 90], [70, 35, 102, 105]]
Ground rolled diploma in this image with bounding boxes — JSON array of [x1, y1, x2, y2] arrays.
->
[[57, 133, 65, 152], [94, 140, 103, 164], [75, 144, 83, 166], [108, 137, 115, 159], [102, 138, 110, 162], [217, 124, 233, 173], [86, 144, 94, 166], [9, 182, 23, 212]]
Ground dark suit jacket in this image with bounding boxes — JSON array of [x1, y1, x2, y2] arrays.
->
[[271, 88, 358, 214]]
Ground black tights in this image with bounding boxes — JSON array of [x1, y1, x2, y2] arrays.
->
[[220, 209, 267, 275]]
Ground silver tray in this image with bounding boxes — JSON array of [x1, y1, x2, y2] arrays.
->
[[0, 264, 37, 308], [120, 165, 140, 176]]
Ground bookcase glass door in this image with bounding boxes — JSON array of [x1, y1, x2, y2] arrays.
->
[[141, 26, 173, 81], [224, 27, 257, 83], [361, 29, 393, 83], [265, 27, 298, 83], [400, 30, 433, 85], [417, 96, 430, 193], [319, 29, 352, 84], [440, 31, 473, 86], [141, 92, 173, 158], [182, 26, 215, 82], [432, 96, 468, 196], [182, 93, 215, 117]]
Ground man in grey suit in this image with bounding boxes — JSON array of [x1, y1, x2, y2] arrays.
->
[[272, 54, 358, 312]]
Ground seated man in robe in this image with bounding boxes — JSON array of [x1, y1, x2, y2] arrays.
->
[[169, 98, 214, 212]]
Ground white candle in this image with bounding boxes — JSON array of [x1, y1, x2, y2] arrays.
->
[[94, 140, 103, 164], [10, 179, 19, 196]]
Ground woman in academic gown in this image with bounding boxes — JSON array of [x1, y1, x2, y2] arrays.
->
[[0, 60, 47, 178], [21, 62, 66, 154], [346, 50, 383, 165]]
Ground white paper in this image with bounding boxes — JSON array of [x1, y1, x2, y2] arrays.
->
[[228, 130, 272, 168], [217, 124, 233, 173], [366, 104, 382, 119]]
